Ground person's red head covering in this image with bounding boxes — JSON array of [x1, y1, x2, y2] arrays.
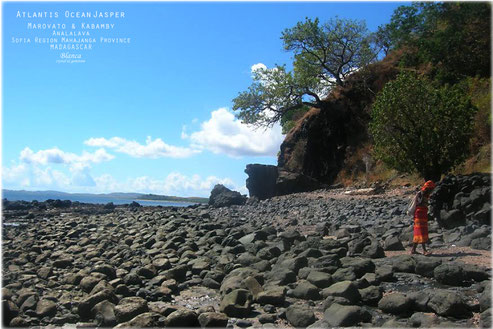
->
[[421, 180, 436, 192]]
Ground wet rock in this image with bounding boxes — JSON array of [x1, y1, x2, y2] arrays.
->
[[285, 305, 316, 328]]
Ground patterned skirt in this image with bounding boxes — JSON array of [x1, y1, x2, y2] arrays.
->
[[413, 206, 429, 244]]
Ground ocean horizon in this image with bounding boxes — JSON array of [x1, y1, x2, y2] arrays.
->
[[2, 190, 200, 207]]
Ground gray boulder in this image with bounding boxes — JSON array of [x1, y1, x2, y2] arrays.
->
[[285, 305, 316, 328], [324, 303, 369, 327], [427, 289, 470, 318], [378, 293, 413, 315], [208, 184, 246, 207]]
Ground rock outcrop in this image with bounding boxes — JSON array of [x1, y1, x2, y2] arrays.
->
[[208, 184, 247, 207], [245, 164, 324, 200], [245, 53, 400, 198]]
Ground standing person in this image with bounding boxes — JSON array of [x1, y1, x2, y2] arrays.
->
[[409, 180, 436, 255]]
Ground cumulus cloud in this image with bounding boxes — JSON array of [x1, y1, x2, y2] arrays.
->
[[185, 108, 283, 158], [94, 172, 237, 197], [84, 136, 200, 159], [19, 147, 114, 166], [251, 62, 267, 74]]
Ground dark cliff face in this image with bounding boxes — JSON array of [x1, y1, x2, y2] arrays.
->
[[277, 53, 401, 185]]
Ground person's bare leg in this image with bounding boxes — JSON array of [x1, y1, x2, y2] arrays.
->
[[411, 243, 419, 254], [422, 243, 432, 255]]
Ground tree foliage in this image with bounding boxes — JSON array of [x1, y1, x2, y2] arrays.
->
[[378, 2, 491, 82], [233, 17, 377, 127], [369, 72, 476, 181]]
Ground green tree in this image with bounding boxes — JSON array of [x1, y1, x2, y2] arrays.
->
[[369, 72, 476, 181], [378, 2, 491, 82], [233, 17, 377, 127]]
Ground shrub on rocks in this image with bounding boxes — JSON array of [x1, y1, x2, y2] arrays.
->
[[286, 305, 316, 328]]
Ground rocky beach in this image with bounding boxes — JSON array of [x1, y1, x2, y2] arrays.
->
[[2, 174, 491, 328]]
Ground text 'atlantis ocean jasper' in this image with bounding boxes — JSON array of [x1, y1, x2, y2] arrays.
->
[[16, 11, 125, 19]]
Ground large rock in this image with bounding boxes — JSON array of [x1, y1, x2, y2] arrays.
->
[[208, 185, 246, 207], [378, 293, 413, 315], [114, 297, 149, 323], [198, 312, 229, 328], [434, 263, 465, 286], [292, 280, 321, 300], [35, 299, 57, 318], [165, 309, 199, 327], [321, 281, 360, 304], [427, 289, 470, 318], [277, 56, 399, 185], [285, 305, 316, 328], [244, 164, 278, 200], [78, 289, 118, 319], [219, 289, 252, 317], [324, 303, 368, 327]]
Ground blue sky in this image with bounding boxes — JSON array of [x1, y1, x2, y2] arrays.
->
[[2, 1, 402, 197]]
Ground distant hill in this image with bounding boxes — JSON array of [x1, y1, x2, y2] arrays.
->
[[2, 189, 208, 204], [138, 194, 208, 204]]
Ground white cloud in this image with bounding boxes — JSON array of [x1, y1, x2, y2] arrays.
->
[[93, 172, 237, 197], [251, 62, 267, 74], [84, 136, 200, 159], [185, 107, 283, 158], [19, 147, 114, 166], [3, 160, 240, 197]]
